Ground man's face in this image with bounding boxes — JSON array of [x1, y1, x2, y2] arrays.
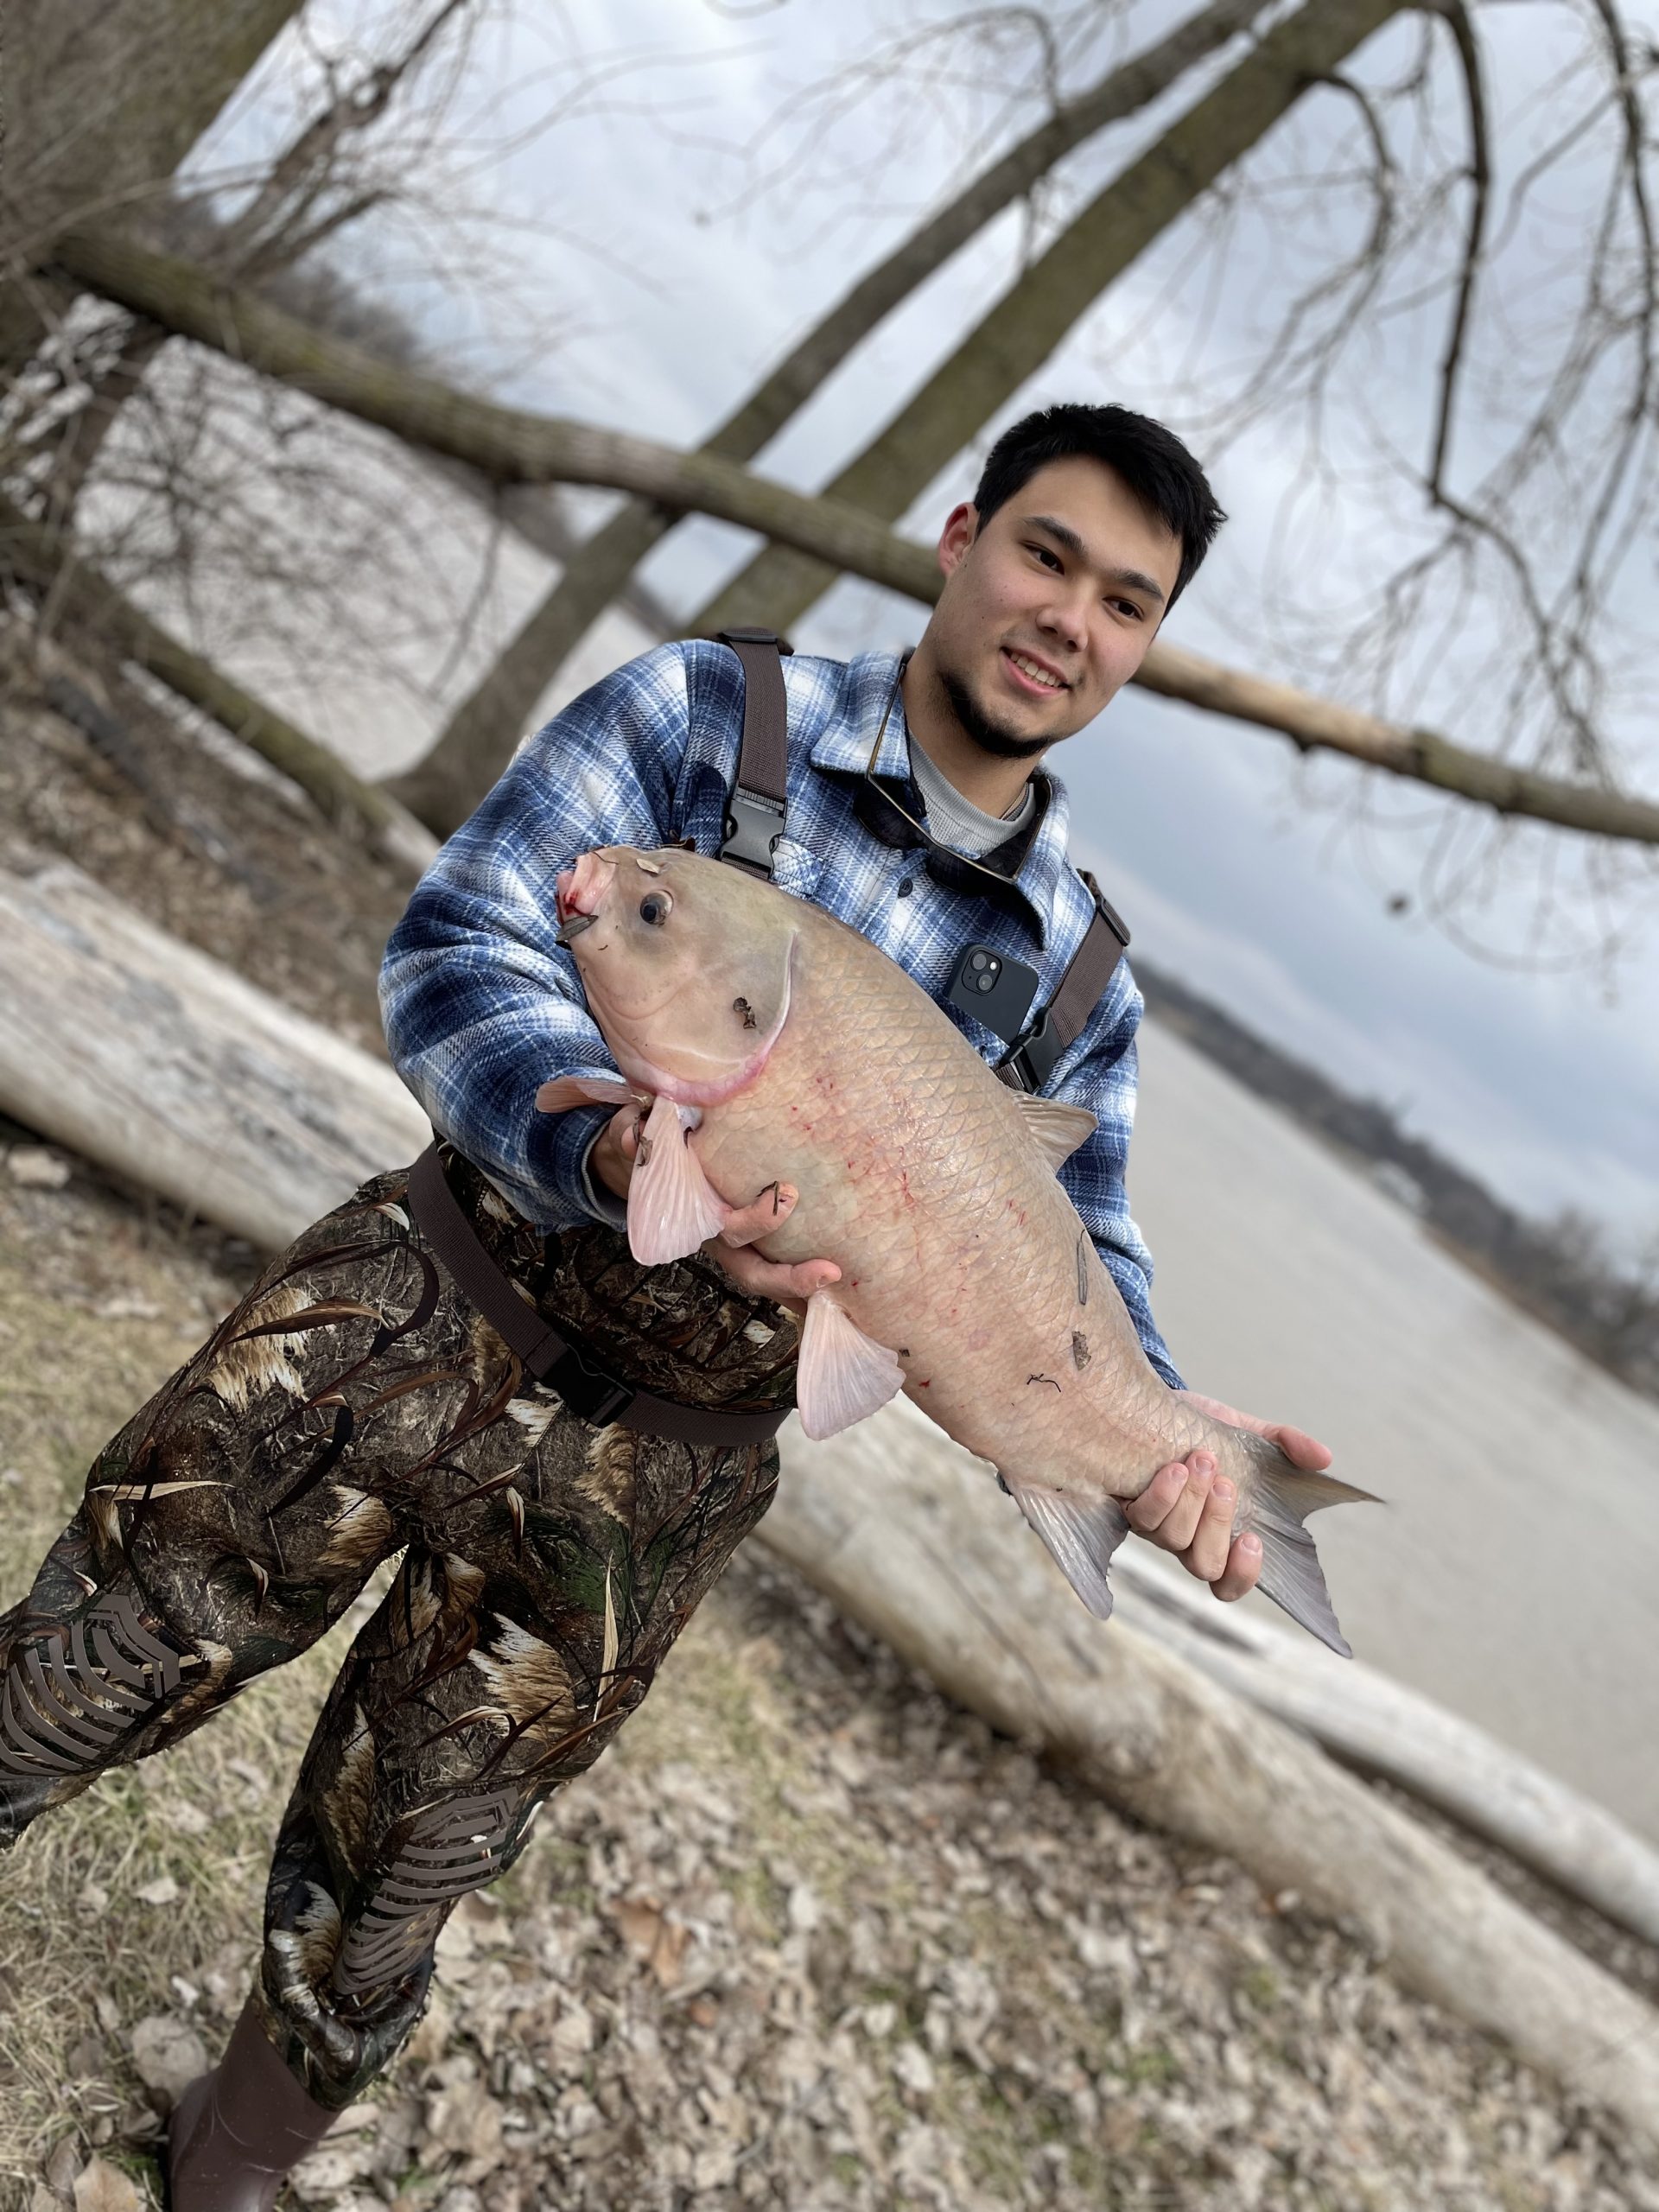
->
[[918, 455, 1183, 759]]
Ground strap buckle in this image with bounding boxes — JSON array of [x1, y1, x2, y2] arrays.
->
[[542, 1341, 636, 1427], [999, 1008, 1062, 1094], [720, 788, 786, 876]]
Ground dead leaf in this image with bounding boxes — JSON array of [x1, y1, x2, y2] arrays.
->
[[128, 2013, 207, 2103], [71, 2160, 139, 2212], [613, 1895, 690, 1989]]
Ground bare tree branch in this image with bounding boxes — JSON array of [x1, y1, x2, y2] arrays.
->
[[0, 0, 306, 379], [391, 0, 1276, 831], [689, 0, 1412, 641], [24, 0, 479, 532], [1426, 0, 1491, 497], [46, 224, 1659, 849]]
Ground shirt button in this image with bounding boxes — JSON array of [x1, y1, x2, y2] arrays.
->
[[896, 877, 914, 897]]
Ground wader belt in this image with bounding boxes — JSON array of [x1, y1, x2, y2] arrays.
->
[[407, 1145, 789, 1447]]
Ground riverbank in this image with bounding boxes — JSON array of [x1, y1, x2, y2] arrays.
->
[[3, 642, 1658, 2207], [3, 1148, 1656, 2211]]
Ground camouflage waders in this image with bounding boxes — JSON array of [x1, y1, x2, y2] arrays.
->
[[0, 1147, 798, 2110]]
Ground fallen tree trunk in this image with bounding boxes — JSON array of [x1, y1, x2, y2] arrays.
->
[[0, 493, 437, 878], [51, 225, 1659, 849], [3, 868, 1656, 2145], [0, 848, 428, 1249], [768, 1398, 1659, 2148], [1107, 1547, 1659, 1950]]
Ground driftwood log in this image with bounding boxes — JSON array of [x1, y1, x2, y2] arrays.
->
[[3, 855, 1656, 2143], [0, 847, 428, 1248], [1108, 1546, 1659, 1950], [772, 1400, 1659, 2146]]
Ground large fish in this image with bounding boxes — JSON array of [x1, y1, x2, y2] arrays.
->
[[539, 844, 1374, 1654]]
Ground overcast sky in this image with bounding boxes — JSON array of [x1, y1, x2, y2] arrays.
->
[[197, 0, 1659, 1255]]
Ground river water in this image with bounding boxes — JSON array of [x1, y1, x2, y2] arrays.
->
[[1129, 1017, 1659, 1841]]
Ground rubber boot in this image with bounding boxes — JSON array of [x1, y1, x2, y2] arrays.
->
[[167, 1999, 341, 2212]]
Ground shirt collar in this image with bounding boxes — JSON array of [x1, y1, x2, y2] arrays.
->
[[808, 652, 1075, 948]]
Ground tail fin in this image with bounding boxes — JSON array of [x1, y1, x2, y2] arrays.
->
[[1235, 1432, 1379, 1658]]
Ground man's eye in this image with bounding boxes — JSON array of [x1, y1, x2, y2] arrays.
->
[[1029, 544, 1062, 570], [639, 892, 672, 926], [1110, 600, 1144, 621]]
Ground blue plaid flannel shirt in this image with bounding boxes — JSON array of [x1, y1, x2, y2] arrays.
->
[[379, 640, 1183, 1389]]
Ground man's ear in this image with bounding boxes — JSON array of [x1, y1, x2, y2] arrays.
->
[[937, 501, 979, 577]]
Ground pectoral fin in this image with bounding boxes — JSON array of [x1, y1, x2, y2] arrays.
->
[[627, 1094, 728, 1264], [536, 1075, 641, 1113], [796, 1293, 906, 1440], [1006, 1480, 1129, 1618]]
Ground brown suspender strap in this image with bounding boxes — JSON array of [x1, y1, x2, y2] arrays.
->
[[715, 626, 791, 878], [995, 871, 1131, 1093], [405, 636, 798, 1444], [406, 1146, 790, 1447]]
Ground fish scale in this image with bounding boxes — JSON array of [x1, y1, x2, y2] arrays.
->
[[549, 845, 1375, 1653]]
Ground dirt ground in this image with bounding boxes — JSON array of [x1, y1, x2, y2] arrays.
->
[[3, 632, 1658, 2211]]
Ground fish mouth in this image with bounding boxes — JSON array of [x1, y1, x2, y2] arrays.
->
[[555, 851, 618, 931]]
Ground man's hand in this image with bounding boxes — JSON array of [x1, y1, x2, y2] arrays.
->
[[591, 1104, 840, 1314], [1124, 1388, 1333, 1604]]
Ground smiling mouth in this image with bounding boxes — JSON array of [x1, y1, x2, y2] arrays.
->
[[1001, 647, 1069, 695]]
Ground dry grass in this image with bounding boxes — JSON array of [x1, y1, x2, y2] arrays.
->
[[0, 1155, 391, 2195]]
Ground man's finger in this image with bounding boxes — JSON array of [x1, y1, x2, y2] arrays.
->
[[1125, 1463, 1187, 1535], [709, 1241, 840, 1304], [720, 1182, 798, 1249], [1183, 1475, 1234, 1585], [605, 1103, 639, 1158], [1157, 1457, 1212, 1554], [1210, 1531, 1262, 1602], [1271, 1424, 1332, 1470]]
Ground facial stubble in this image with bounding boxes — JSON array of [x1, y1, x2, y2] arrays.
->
[[938, 664, 1052, 765]]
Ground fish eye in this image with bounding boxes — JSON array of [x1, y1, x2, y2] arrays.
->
[[639, 891, 672, 927]]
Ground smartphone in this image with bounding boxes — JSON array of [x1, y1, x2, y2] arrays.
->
[[944, 943, 1039, 1044]]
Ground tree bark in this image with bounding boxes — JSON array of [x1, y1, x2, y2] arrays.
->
[[690, 0, 1408, 640], [48, 228, 1659, 846], [390, 0, 1274, 835], [0, 493, 437, 877], [0, 0, 305, 379]]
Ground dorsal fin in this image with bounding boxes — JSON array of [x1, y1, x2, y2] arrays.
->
[[1013, 1093, 1096, 1173]]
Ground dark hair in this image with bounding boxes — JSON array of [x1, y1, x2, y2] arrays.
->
[[970, 402, 1225, 607]]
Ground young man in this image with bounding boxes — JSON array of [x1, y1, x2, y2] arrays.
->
[[0, 403, 1329, 2205], [398, 400, 1330, 1586]]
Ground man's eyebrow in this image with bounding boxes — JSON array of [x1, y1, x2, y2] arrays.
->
[[1022, 513, 1168, 607]]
